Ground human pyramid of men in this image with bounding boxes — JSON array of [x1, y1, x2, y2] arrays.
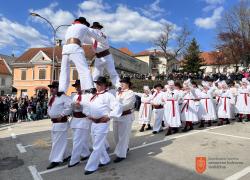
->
[[47, 17, 250, 175]]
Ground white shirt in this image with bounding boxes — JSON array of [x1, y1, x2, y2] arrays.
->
[[91, 29, 110, 53], [47, 94, 72, 118], [62, 23, 106, 54], [116, 89, 136, 112], [81, 91, 122, 119]]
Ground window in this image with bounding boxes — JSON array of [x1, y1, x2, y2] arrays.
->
[[72, 69, 78, 80], [1, 78, 5, 86], [0, 90, 4, 96], [223, 67, 227, 73], [21, 70, 26, 80], [21, 89, 27, 97], [39, 69, 46, 80], [212, 67, 216, 73]]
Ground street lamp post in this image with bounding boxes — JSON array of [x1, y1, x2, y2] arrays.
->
[[30, 12, 70, 81]]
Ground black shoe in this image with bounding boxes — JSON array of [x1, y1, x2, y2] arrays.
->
[[84, 170, 96, 175], [99, 162, 110, 167], [173, 128, 179, 134], [226, 120, 230, 124], [146, 124, 152, 130], [68, 161, 80, 168], [80, 156, 89, 161], [161, 121, 165, 127], [47, 162, 60, 169], [113, 157, 125, 163], [207, 122, 212, 127], [57, 92, 64, 97], [237, 119, 242, 122], [182, 126, 188, 132], [189, 126, 194, 131], [152, 131, 157, 134], [165, 129, 172, 136], [63, 156, 71, 163], [159, 129, 163, 132], [139, 124, 145, 132]]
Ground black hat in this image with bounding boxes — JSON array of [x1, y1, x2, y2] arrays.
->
[[77, 17, 90, 27], [94, 76, 108, 85], [48, 81, 59, 88], [72, 80, 80, 87], [154, 83, 163, 89], [91, 22, 103, 29], [120, 77, 132, 86]]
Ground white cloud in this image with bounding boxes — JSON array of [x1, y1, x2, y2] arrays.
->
[[203, 0, 225, 12], [0, 17, 49, 49], [205, 0, 224, 4], [195, 6, 224, 29], [78, 0, 176, 43], [140, 0, 167, 18]]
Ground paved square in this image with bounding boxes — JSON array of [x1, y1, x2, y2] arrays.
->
[[0, 112, 250, 180]]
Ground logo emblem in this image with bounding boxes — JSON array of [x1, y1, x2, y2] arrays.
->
[[196, 156, 207, 174]]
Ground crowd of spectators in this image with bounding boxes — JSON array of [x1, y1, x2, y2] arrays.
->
[[0, 92, 48, 124]]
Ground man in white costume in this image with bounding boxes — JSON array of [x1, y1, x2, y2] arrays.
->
[[162, 80, 181, 135], [138, 86, 153, 132], [68, 80, 91, 167], [58, 17, 106, 95], [47, 81, 72, 169], [90, 22, 120, 88], [84, 76, 122, 175], [151, 84, 165, 134], [113, 77, 136, 163]]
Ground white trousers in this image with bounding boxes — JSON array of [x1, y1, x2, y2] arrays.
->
[[113, 117, 133, 158], [153, 109, 164, 132], [92, 54, 120, 88], [59, 53, 93, 92], [85, 132, 110, 171], [69, 128, 90, 165], [49, 131, 68, 162]]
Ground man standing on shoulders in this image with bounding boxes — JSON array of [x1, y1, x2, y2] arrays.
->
[[68, 80, 91, 168], [84, 76, 122, 175], [58, 17, 106, 95], [113, 77, 136, 163], [47, 81, 72, 169], [90, 22, 120, 89]]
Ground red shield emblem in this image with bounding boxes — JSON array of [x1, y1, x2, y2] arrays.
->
[[196, 157, 206, 174]]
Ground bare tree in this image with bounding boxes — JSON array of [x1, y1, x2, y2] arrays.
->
[[216, 0, 250, 70], [153, 23, 191, 72]]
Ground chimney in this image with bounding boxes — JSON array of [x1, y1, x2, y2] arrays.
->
[[56, 39, 62, 47], [153, 49, 156, 56]]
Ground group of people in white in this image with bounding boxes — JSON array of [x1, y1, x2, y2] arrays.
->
[[138, 78, 250, 135], [45, 16, 250, 175]]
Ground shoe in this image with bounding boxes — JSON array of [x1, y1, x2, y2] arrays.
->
[[127, 148, 130, 152], [63, 156, 71, 163], [237, 119, 242, 122], [182, 126, 188, 132], [207, 122, 212, 127], [198, 121, 205, 128], [139, 124, 145, 132], [84, 170, 96, 175], [68, 161, 80, 168], [113, 157, 125, 163], [57, 92, 64, 97], [80, 156, 89, 161], [165, 129, 172, 136], [47, 162, 60, 169], [189, 126, 194, 131], [159, 129, 163, 132], [225, 120, 230, 124], [99, 162, 110, 167], [161, 121, 165, 127], [146, 124, 152, 130], [173, 128, 179, 134], [152, 131, 157, 134]]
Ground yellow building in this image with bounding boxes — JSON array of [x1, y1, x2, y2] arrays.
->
[[13, 45, 148, 98]]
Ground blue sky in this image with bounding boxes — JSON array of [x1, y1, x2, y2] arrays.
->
[[0, 0, 238, 56]]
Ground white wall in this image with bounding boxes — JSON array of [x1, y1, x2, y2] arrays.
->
[[0, 74, 12, 95], [202, 64, 245, 74]]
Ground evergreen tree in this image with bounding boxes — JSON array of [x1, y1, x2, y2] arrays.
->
[[182, 38, 204, 73]]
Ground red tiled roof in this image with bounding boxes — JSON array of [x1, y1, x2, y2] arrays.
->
[[119, 48, 133, 56], [15, 45, 95, 63], [133, 50, 166, 57], [200, 51, 230, 65], [0, 59, 11, 75]]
